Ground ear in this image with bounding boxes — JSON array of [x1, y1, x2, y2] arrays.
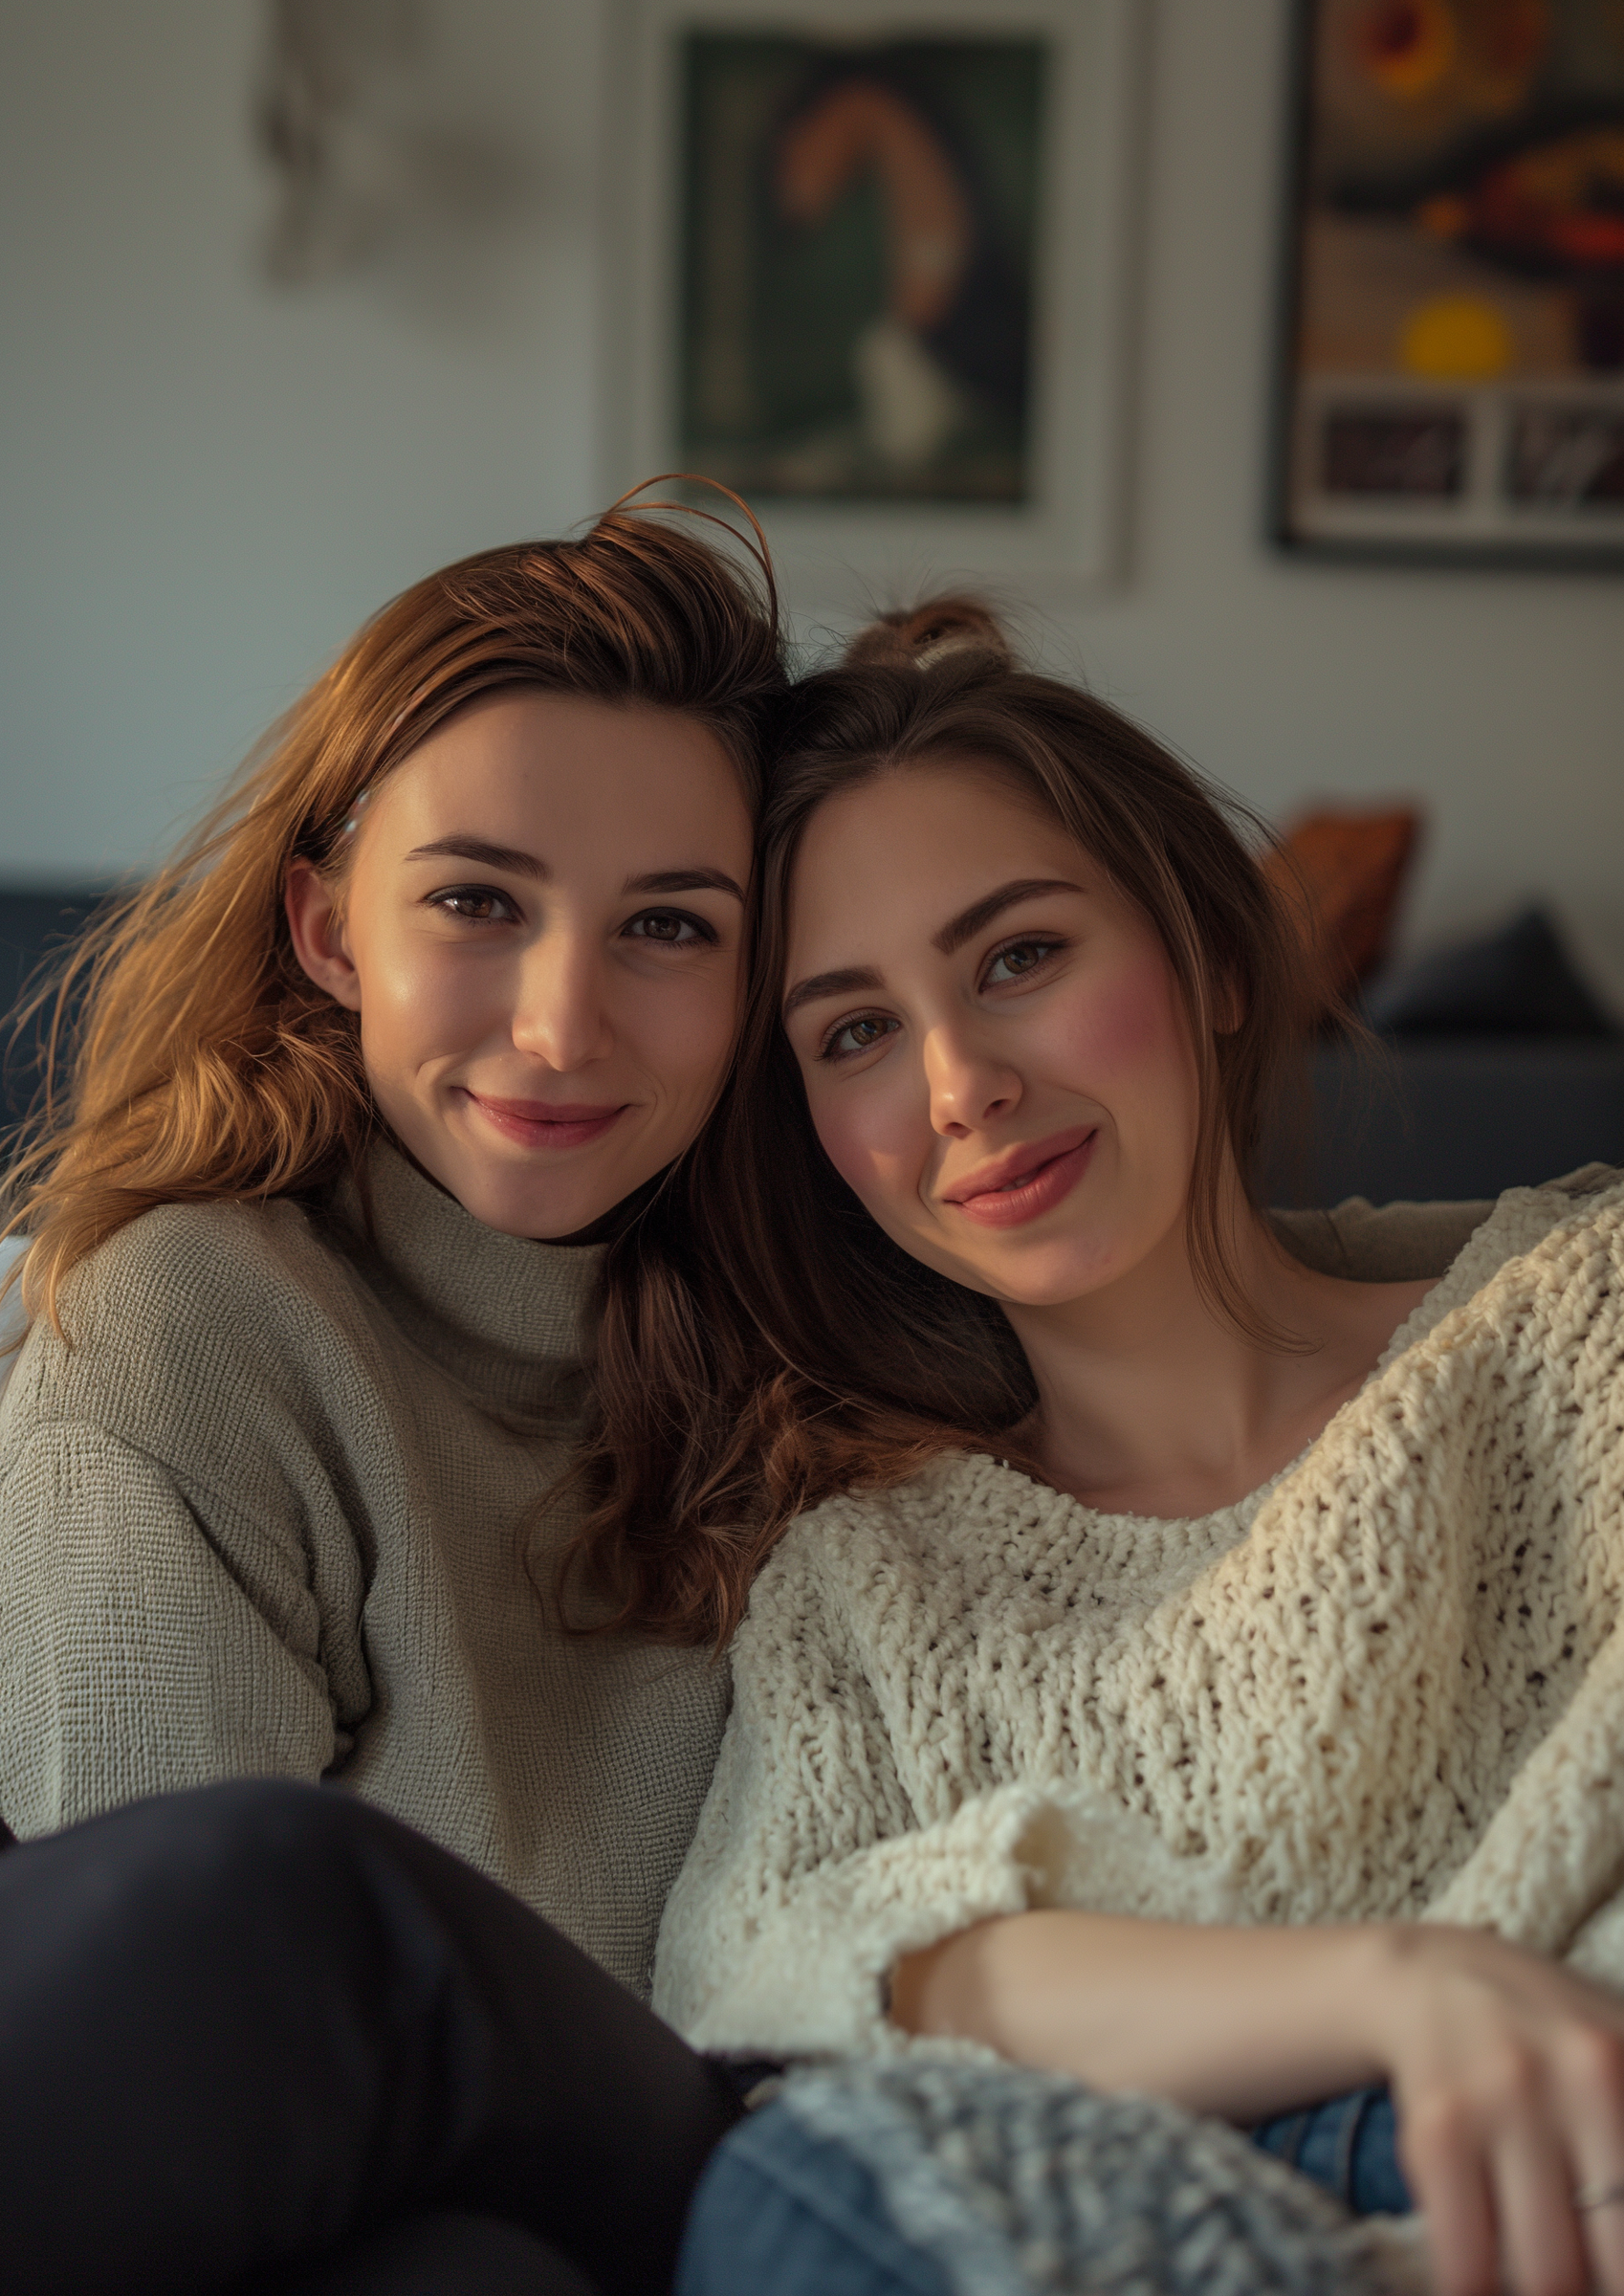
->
[[285, 856, 362, 1012]]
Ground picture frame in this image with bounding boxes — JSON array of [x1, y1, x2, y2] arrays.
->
[[604, 0, 1143, 601], [1271, 0, 1624, 568]]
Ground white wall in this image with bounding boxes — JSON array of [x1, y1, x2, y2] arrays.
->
[[3, 0, 1621, 998]]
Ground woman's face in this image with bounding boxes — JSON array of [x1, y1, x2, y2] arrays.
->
[[288, 690, 753, 1240], [780, 761, 1201, 1309]]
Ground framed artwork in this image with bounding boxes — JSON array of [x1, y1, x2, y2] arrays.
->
[[605, 0, 1142, 595], [1273, 0, 1624, 565]]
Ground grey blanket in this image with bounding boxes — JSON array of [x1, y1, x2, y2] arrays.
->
[[777, 2061, 1429, 2296]]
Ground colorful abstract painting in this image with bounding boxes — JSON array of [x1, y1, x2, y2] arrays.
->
[[1276, 0, 1624, 559], [676, 34, 1045, 502]]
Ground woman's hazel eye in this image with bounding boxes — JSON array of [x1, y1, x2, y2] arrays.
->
[[827, 1015, 898, 1059], [985, 938, 1053, 984]]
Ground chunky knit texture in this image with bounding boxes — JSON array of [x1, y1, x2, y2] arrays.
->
[[767, 2062, 1430, 2296], [0, 1143, 730, 1995], [656, 1169, 1624, 2057]]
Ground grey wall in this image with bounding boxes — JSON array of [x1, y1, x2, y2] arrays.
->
[[3, 0, 1621, 998]]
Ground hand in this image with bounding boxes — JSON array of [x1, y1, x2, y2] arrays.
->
[[1371, 1923, 1624, 2296]]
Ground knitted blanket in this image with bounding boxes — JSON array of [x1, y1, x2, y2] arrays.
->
[[657, 1169, 1624, 2062], [760, 2062, 1430, 2296]]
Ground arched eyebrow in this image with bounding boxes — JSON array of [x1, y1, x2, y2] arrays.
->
[[933, 878, 1083, 954], [623, 869, 746, 901], [783, 964, 883, 1019], [401, 846, 744, 903], [407, 835, 546, 877], [784, 878, 1084, 1018]]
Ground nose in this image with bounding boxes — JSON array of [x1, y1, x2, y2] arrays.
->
[[921, 1021, 1021, 1137], [510, 929, 613, 1074]]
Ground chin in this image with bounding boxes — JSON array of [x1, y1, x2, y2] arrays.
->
[[972, 1241, 1135, 1310]]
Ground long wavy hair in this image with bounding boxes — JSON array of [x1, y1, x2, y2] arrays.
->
[[4, 492, 787, 1333], [567, 601, 1336, 1645]]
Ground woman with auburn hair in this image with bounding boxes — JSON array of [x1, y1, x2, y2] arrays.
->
[[593, 602, 1621, 2296], [0, 495, 793, 2295]]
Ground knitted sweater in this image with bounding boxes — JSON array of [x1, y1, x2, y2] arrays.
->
[[0, 1143, 729, 1995], [655, 1168, 1624, 2056]]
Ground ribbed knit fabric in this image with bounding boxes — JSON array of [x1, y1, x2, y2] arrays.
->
[[0, 1143, 729, 1996], [655, 1168, 1624, 2056]]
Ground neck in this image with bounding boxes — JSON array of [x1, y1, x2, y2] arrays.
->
[[1002, 1185, 1357, 1518]]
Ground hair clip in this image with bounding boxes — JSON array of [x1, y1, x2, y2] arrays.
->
[[341, 786, 373, 840]]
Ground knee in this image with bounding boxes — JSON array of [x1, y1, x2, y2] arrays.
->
[[84, 1777, 381, 1929]]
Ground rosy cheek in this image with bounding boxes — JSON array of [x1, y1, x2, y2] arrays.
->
[[803, 1076, 922, 1220], [1053, 947, 1184, 1083]]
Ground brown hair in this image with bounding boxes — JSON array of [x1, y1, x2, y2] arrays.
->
[[4, 492, 787, 1330], [567, 599, 1334, 1645]]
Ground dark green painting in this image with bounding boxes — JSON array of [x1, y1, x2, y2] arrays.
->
[[679, 34, 1046, 502]]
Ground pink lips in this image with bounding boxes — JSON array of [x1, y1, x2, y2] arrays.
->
[[942, 1127, 1097, 1230], [465, 1093, 626, 1151]]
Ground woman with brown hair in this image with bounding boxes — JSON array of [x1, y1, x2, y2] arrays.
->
[[592, 604, 1624, 2296]]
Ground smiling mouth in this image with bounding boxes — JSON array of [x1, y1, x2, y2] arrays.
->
[[943, 1129, 1098, 1230], [464, 1093, 628, 1151]]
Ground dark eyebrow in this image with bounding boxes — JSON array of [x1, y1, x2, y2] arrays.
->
[[933, 877, 1083, 955], [623, 868, 746, 902], [406, 836, 547, 879], [782, 964, 884, 1019]]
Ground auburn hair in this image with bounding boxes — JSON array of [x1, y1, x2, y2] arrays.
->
[[4, 496, 787, 1331], [567, 600, 1335, 1645]]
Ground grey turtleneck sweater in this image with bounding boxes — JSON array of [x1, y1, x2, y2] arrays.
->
[[0, 1144, 729, 1996]]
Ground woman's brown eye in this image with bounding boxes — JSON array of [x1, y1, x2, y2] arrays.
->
[[626, 910, 710, 945], [440, 891, 508, 921]]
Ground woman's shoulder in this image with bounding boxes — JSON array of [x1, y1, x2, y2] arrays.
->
[[1383, 1163, 1624, 1366], [3, 1191, 375, 1448]]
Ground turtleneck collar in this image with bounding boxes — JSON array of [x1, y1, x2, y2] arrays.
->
[[329, 1139, 605, 1413]]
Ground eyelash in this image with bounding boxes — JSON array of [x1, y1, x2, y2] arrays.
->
[[427, 888, 717, 947], [623, 909, 717, 948], [816, 935, 1067, 1062], [980, 933, 1065, 986]]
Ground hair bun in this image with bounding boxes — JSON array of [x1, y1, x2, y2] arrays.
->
[[842, 594, 1012, 673]]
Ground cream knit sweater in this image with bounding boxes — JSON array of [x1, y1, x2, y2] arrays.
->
[[655, 1168, 1624, 2058], [0, 1143, 729, 1995]]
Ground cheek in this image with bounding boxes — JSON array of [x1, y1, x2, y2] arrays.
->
[[626, 958, 744, 1102], [1052, 949, 1190, 1097], [803, 1065, 928, 1222]]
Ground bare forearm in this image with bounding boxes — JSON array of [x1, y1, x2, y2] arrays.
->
[[890, 1910, 1394, 2124]]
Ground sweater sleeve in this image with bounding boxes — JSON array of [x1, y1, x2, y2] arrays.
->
[[652, 1534, 1237, 2062], [0, 1418, 343, 1836]]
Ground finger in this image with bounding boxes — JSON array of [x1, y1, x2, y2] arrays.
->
[[1563, 2039, 1624, 2296], [1491, 2108, 1589, 2296], [1577, 2183, 1624, 2296], [1402, 2100, 1501, 2296]]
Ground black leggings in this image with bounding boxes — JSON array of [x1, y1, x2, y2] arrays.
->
[[0, 1780, 743, 2296]]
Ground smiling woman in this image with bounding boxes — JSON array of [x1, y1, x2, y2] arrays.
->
[[0, 501, 783, 1955], [284, 691, 751, 1241], [568, 597, 1624, 2296]]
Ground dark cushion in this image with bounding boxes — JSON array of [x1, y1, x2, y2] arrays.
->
[[1364, 907, 1619, 1040]]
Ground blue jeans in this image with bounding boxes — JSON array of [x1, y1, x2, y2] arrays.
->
[[678, 2083, 1412, 2296]]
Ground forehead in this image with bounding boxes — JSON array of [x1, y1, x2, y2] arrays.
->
[[382, 691, 751, 845], [786, 761, 1084, 950]]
